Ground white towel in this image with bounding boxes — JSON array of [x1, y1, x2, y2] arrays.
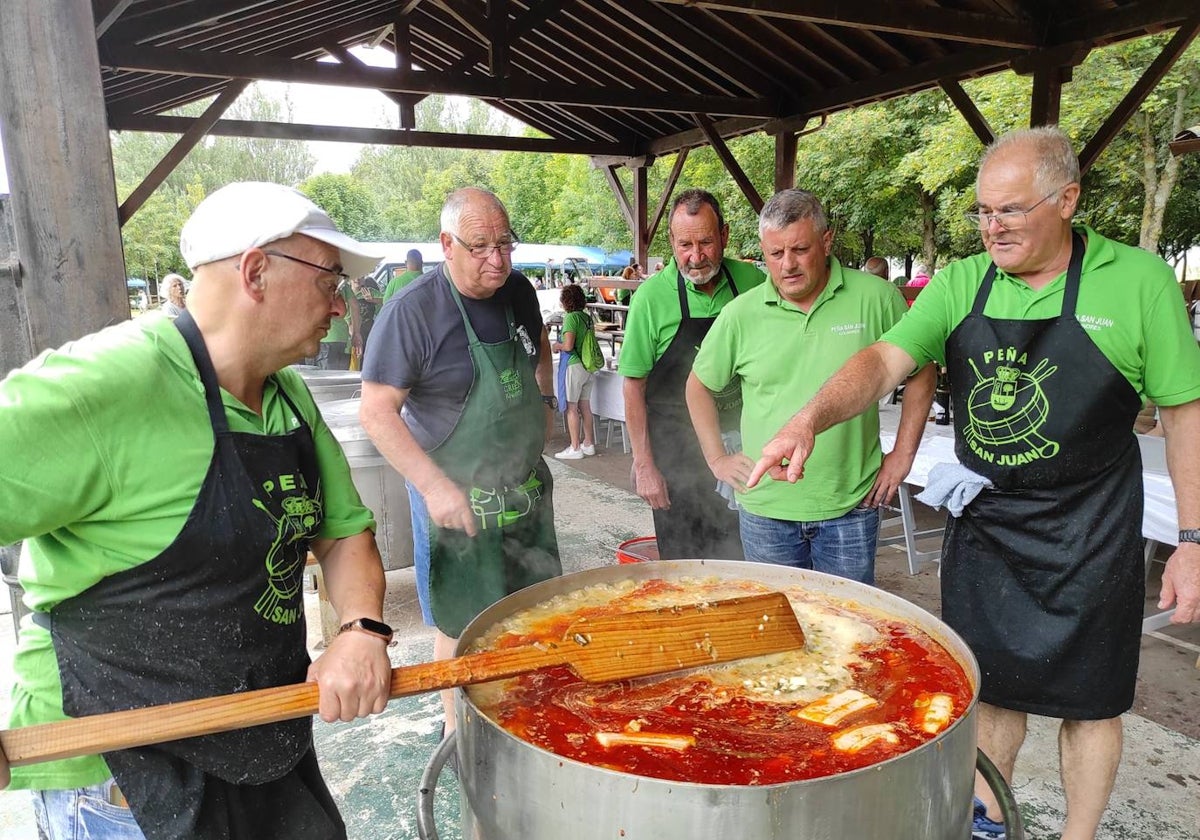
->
[[914, 462, 993, 517], [714, 430, 743, 511]]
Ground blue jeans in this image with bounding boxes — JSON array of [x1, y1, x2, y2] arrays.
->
[[407, 481, 435, 626], [32, 780, 145, 840], [739, 505, 879, 584]]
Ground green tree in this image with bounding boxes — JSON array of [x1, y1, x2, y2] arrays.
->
[[298, 173, 382, 241]]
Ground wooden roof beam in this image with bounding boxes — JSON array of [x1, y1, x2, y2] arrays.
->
[[694, 113, 764, 213], [651, 0, 1040, 48], [1079, 15, 1200, 174], [94, 0, 137, 38], [101, 43, 781, 117], [764, 46, 1025, 133], [1049, 0, 1196, 46], [939, 79, 994, 146], [118, 80, 249, 225], [108, 113, 634, 156]]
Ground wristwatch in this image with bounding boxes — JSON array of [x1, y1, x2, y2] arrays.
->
[[337, 617, 394, 644], [541, 394, 558, 410], [1179, 529, 1200, 545]]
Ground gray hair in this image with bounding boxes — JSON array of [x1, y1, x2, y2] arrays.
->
[[440, 187, 510, 237], [669, 188, 725, 231], [978, 126, 1080, 194], [161, 273, 187, 294], [758, 189, 828, 238]]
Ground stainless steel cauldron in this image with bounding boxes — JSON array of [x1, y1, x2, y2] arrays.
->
[[418, 560, 987, 840]]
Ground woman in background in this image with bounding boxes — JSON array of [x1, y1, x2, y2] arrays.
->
[[159, 273, 187, 318], [551, 283, 597, 460]]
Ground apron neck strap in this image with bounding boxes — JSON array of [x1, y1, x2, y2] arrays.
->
[[675, 263, 734, 316], [970, 230, 1086, 318], [445, 266, 515, 343], [174, 311, 229, 433]]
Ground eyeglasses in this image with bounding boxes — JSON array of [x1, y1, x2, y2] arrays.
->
[[263, 250, 349, 298], [964, 186, 1067, 231], [450, 233, 518, 260]]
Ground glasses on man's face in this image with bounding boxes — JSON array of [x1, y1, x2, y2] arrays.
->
[[450, 233, 518, 260], [263, 250, 349, 299], [964, 186, 1067, 231]]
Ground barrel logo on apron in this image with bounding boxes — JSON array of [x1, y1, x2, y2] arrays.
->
[[251, 482, 322, 626], [963, 350, 1060, 466]]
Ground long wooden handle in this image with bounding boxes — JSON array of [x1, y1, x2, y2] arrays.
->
[[0, 645, 570, 767]]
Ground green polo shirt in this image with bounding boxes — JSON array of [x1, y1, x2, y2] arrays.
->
[[0, 314, 374, 790], [561, 310, 591, 367], [883, 225, 1200, 406], [618, 257, 766, 378], [383, 269, 422, 302], [694, 259, 908, 521]]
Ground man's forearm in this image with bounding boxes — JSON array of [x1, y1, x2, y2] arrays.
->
[[803, 343, 912, 435], [892, 363, 936, 458], [360, 400, 453, 498], [536, 330, 553, 396], [623, 376, 654, 466], [312, 530, 386, 623], [685, 372, 727, 466], [1160, 399, 1200, 530]]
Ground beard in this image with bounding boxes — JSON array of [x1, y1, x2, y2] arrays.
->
[[681, 259, 721, 285]]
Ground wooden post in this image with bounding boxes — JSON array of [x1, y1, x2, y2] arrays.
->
[[774, 131, 798, 193], [632, 163, 649, 269], [0, 195, 33, 375], [0, 0, 129, 362]]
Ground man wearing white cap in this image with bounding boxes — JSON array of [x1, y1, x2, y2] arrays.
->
[[0, 182, 392, 840]]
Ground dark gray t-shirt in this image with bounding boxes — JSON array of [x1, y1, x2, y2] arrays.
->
[[363, 264, 544, 450]]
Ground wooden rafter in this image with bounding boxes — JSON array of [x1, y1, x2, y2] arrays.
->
[[107, 113, 633, 156], [100, 43, 779, 117], [651, 0, 1040, 48], [1079, 15, 1200, 174], [694, 113, 763, 213], [939, 79, 994, 146]]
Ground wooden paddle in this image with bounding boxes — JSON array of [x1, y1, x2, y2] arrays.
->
[[0, 592, 803, 767]]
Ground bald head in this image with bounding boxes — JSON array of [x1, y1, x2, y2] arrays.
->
[[441, 187, 510, 238], [863, 257, 889, 280]]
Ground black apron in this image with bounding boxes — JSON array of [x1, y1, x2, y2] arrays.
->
[[644, 266, 744, 561], [942, 233, 1145, 719], [421, 279, 561, 638], [38, 312, 344, 839]]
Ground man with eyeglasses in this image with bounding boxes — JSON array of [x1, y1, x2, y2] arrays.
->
[[0, 182, 394, 839], [619, 189, 766, 561], [360, 187, 561, 733], [748, 127, 1200, 840]]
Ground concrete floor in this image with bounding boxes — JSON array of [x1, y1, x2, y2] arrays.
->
[[0, 422, 1197, 839]]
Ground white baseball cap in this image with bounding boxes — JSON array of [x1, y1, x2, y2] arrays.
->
[[180, 182, 383, 279]]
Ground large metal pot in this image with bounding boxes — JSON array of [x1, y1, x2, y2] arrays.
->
[[317, 398, 413, 571], [292, 366, 363, 403], [423, 560, 983, 840]]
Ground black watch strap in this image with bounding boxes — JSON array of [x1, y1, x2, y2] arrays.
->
[[338, 617, 394, 643], [541, 394, 558, 409], [1179, 529, 1200, 545]]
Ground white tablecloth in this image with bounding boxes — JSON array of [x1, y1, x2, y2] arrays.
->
[[877, 405, 1177, 546]]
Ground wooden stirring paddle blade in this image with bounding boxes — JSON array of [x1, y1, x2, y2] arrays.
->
[[0, 592, 803, 767]]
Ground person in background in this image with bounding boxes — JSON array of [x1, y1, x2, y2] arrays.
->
[[382, 249, 424, 303], [907, 263, 932, 287], [747, 127, 1200, 840], [863, 256, 889, 282], [619, 189, 766, 560], [349, 274, 383, 364], [687, 190, 934, 584], [551, 283, 597, 460], [315, 282, 359, 370], [159, 273, 188, 318], [0, 181, 392, 839], [360, 188, 561, 732]]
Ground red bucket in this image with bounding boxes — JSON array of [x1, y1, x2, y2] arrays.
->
[[615, 536, 659, 564]]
